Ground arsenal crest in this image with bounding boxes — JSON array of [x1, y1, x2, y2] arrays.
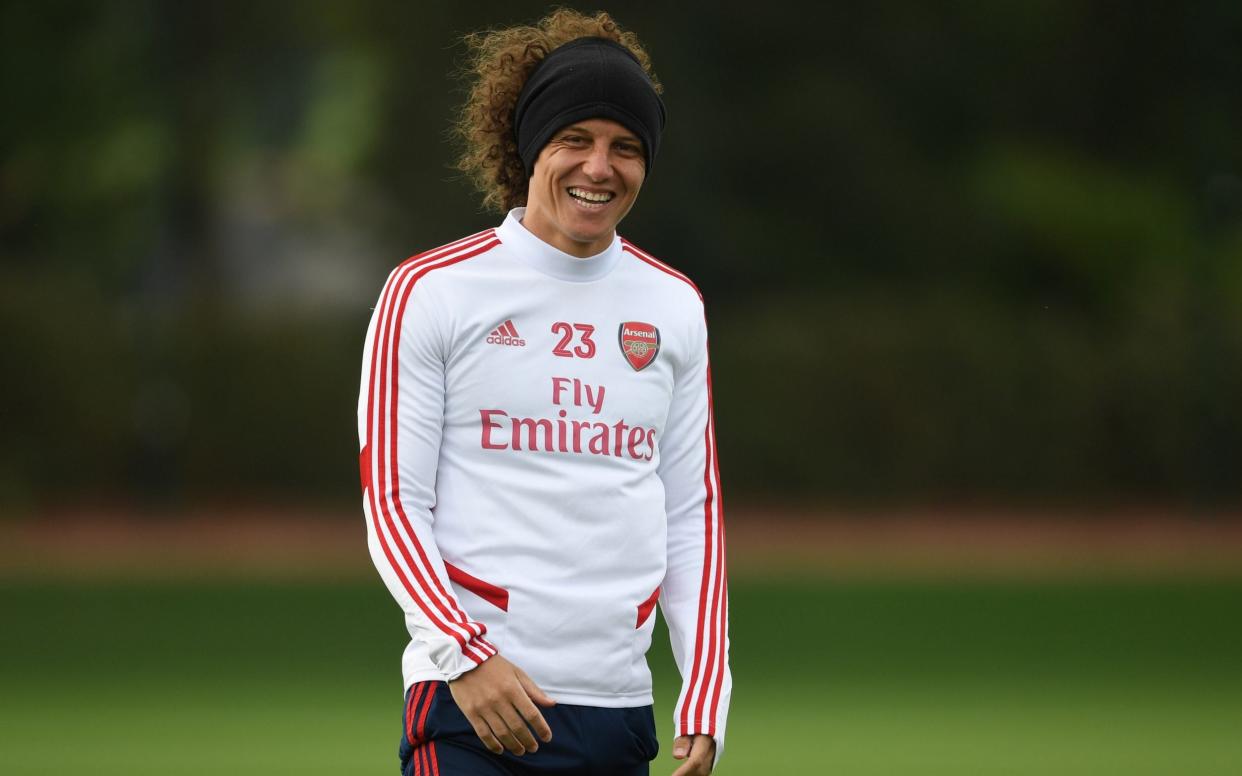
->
[[618, 321, 660, 371]]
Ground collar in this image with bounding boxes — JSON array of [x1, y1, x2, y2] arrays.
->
[[496, 207, 623, 283]]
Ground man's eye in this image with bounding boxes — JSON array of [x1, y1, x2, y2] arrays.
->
[[617, 143, 640, 155], [562, 135, 587, 144]]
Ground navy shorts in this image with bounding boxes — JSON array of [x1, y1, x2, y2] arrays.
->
[[398, 681, 659, 775]]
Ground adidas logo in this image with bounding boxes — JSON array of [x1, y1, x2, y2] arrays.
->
[[486, 319, 526, 347]]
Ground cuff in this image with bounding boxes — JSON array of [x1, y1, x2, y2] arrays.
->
[[433, 634, 498, 681]]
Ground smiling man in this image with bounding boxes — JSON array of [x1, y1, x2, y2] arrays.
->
[[358, 10, 731, 776]]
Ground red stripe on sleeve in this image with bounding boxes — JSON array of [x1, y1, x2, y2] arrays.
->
[[707, 555, 729, 727], [690, 365, 726, 733], [679, 414, 718, 732], [380, 240, 501, 631], [367, 252, 480, 655], [675, 338, 727, 736], [704, 367, 730, 726], [364, 233, 500, 664], [369, 243, 488, 660]]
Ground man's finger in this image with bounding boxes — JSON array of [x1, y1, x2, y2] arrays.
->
[[671, 735, 713, 776], [670, 758, 699, 776], [687, 742, 713, 774], [516, 668, 557, 708], [466, 714, 503, 755], [482, 710, 526, 755], [670, 750, 710, 776], [498, 705, 540, 753], [513, 692, 554, 743]]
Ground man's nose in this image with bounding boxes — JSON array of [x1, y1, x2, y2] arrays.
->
[[582, 143, 612, 181]]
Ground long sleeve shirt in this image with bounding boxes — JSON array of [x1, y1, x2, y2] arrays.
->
[[358, 208, 731, 755]]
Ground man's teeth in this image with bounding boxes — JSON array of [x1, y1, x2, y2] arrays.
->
[[568, 188, 614, 203]]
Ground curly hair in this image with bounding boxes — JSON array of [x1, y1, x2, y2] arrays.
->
[[452, 8, 662, 214]]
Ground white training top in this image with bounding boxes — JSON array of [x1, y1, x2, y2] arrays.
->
[[358, 208, 731, 753]]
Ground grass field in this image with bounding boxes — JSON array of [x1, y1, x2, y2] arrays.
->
[[2, 573, 1240, 775]]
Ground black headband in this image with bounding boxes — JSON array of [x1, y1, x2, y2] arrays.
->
[[513, 37, 666, 176]]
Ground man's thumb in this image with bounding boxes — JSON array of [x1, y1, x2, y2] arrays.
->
[[673, 735, 691, 759]]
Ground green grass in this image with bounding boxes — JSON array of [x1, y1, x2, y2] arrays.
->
[[2, 575, 1240, 774]]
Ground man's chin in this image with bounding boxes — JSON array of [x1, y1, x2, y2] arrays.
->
[[565, 224, 614, 246]]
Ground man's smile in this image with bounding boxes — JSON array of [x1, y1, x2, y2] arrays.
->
[[566, 187, 615, 209]]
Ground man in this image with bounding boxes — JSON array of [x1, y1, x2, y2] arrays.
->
[[358, 10, 730, 775]]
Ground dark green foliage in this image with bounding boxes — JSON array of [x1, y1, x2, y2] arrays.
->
[[2, 1, 1241, 506]]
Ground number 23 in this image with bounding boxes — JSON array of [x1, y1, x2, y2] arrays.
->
[[551, 322, 596, 358]]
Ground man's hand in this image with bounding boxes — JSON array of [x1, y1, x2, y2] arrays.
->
[[671, 734, 715, 775], [447, 654, 556, 756]]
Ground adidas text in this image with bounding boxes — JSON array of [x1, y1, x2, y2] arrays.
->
[[486, 334, 526, 347]]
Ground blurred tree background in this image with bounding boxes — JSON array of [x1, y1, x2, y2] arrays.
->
[[2, 0, 1240, 514]]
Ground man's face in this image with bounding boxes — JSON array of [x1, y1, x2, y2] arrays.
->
[[521, 118, 646, 258]]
